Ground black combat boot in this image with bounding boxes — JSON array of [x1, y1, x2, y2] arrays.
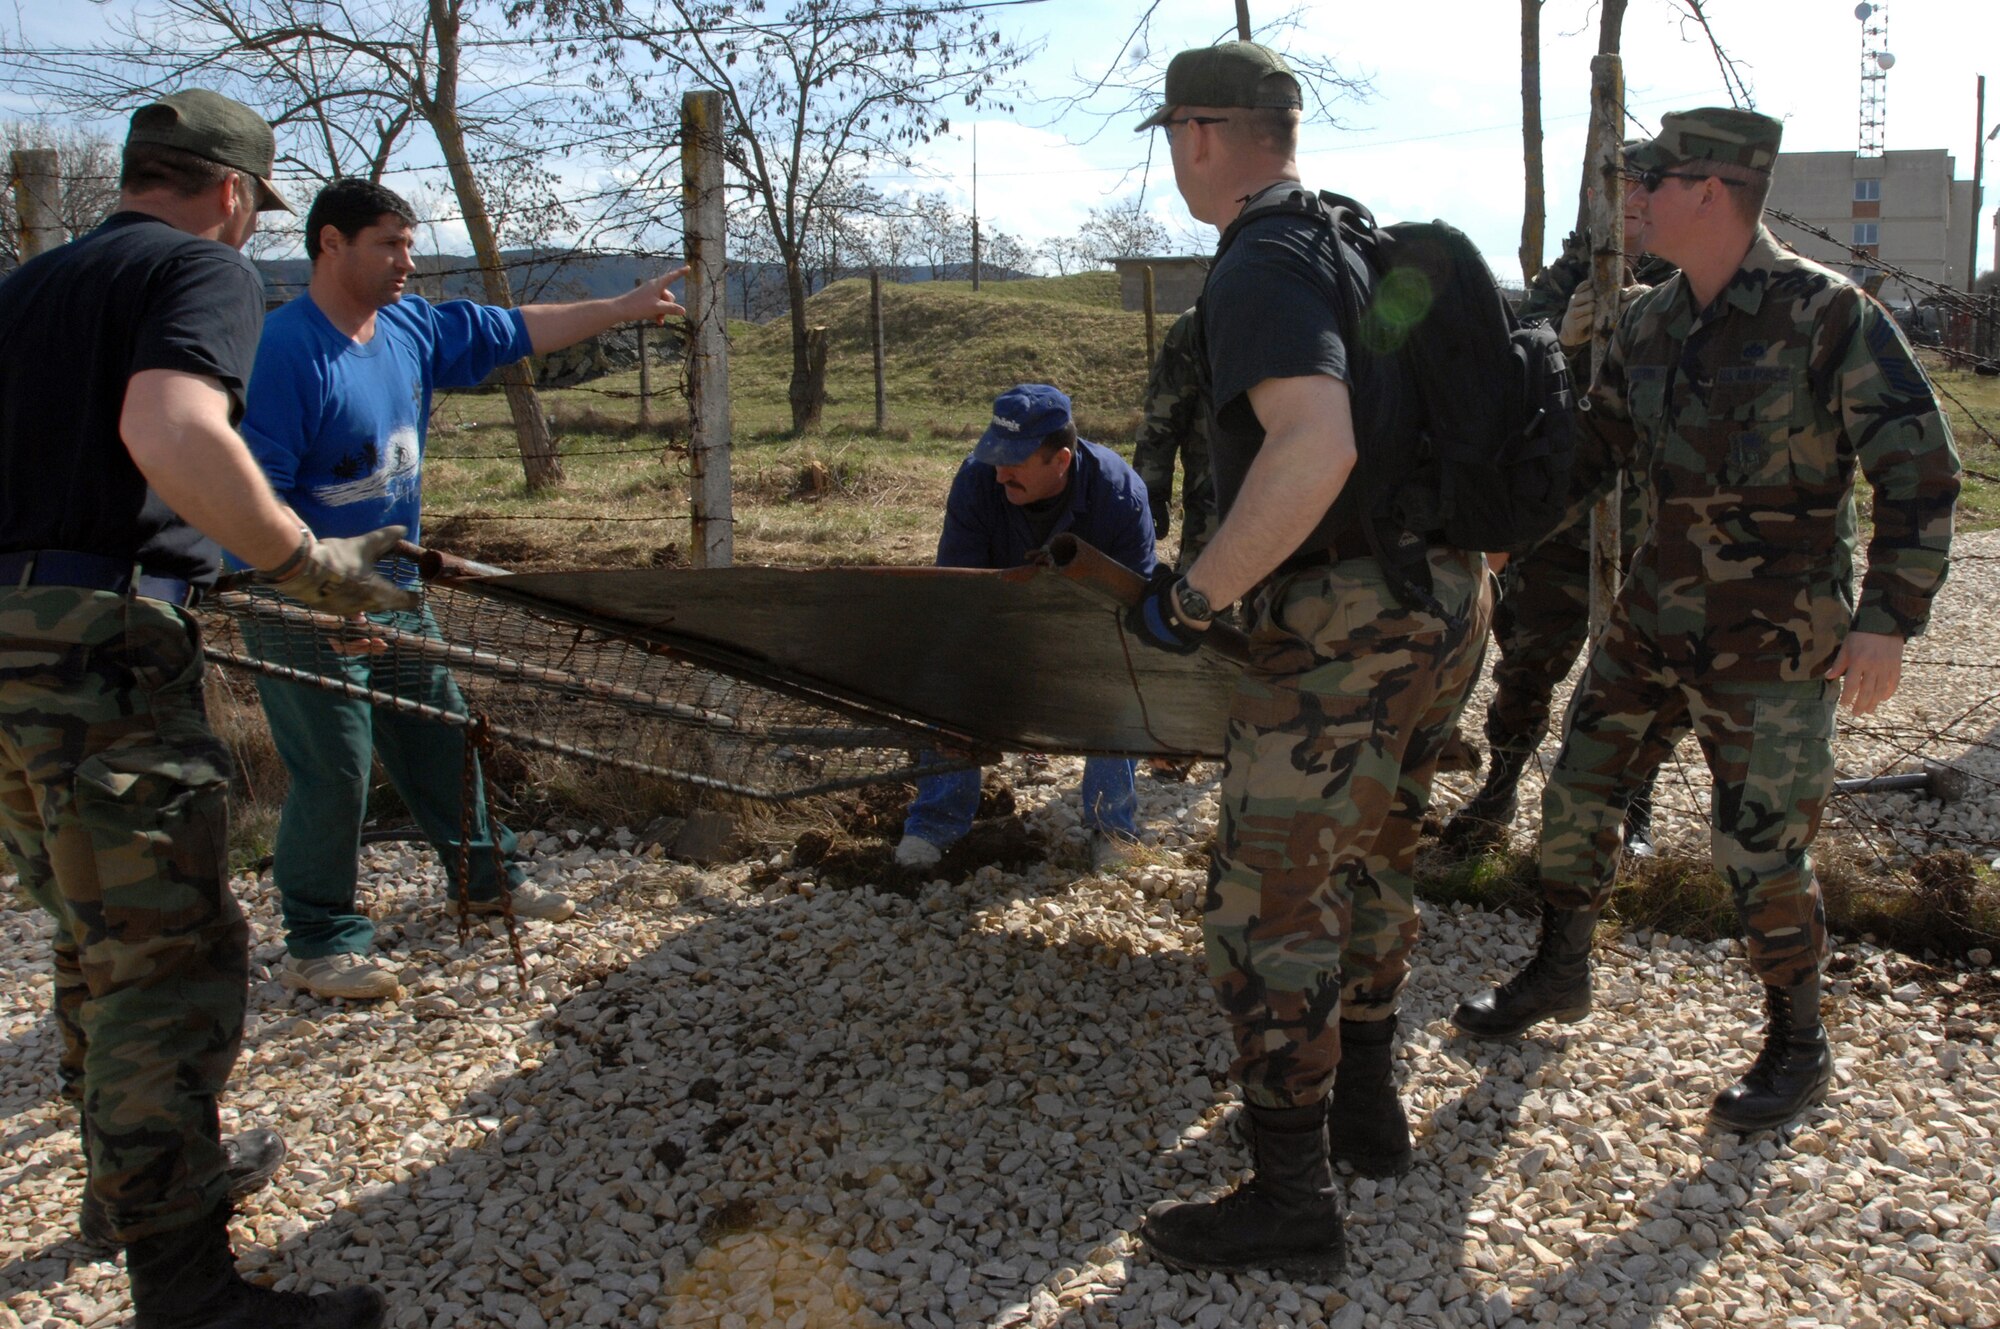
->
[[1439, 746, 1534, 855], [1138, 1102, 1346, 1280], [1622, 780, 1657, 860], [127, 1206, 386, 1329], [1452, 903, 1598, 1038], [1327, 1015, 1413, 1177], [1709, 976, 1834, 1133], [79, 1129, 289, 1253]]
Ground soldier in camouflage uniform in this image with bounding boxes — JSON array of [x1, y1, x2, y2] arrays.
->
[[1441, 237, 1676, 857], [0, 90, 403, 1327], [1132, 307, 1219, 572], [1123, 43, 1491, 1280], [1453, 108, 1960, 1135]]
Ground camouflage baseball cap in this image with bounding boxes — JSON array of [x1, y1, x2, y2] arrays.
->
[[127, 89, 292, 213], [1135, 42, 1302, 131], [1626, 107, 1782, 175]]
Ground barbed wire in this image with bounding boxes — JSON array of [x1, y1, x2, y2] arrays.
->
[[429, 443, 684, 461], [1928, 376, 2000, 452], [427, 511, 693, 523], [1767, 207, 1997, 318]]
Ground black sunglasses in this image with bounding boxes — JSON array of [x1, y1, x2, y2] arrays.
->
[[1162, 115, 1231, 140], [1623, 166, 1751, 193]]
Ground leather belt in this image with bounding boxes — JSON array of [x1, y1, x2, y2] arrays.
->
[[0, 549, 199, 607], [1278, 530, 1374, 575]]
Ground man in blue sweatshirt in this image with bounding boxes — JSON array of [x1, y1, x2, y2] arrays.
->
[[240, 178, 685, 1000], [894, 383, 1157, 875]]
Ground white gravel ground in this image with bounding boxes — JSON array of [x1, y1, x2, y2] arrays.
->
[[3, 535, 1997, 1329]]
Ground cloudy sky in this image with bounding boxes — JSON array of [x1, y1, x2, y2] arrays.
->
[[9, 0, 1997, 276], [929, 0, 1999, 277]]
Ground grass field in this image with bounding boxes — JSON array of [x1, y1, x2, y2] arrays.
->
[[419, 271, 1161, 571]]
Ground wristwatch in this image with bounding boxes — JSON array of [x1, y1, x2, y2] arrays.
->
[[1173, 577, 1214, 624]]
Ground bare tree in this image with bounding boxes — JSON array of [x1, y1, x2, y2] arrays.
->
[[1038, 234, 1094, 278], [1080, 198, 1170, 264], [982, 227, 1033, 279], [1519, 0, 1545, 283], [856, 199, 923, 279], [531, 0, 1030, 431], [0, 0, 600, 490], [0, 123, 120, 267], [1045, 0, 1373, 143], [800, 171, 891, 292], [1669, 0, 1754, 108], [912, 192, 971, 281]]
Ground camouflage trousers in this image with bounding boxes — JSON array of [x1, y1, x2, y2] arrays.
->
[[0, 588, 244, 1243], [1207, 548, 1490, 1108], [1484, 477, 1647, 756], [1172, 501, 1221, 575], [1539, 634, 1835, 985], [1485, 535, 1592, 755]]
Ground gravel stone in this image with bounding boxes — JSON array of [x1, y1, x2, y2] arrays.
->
[[4, 535, 1998, 1327]]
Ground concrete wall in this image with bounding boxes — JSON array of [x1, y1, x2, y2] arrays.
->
[[1110, 257, 1209, 316], [1766, 148, 1967, 305]]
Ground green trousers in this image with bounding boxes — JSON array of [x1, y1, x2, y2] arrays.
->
[[247, 603, 522, 959]]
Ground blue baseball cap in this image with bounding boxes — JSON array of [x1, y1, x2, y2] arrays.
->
[[972, 384, 1073, 466]]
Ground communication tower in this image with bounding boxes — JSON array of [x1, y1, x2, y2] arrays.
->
[[1856, 1, 1895, 158]]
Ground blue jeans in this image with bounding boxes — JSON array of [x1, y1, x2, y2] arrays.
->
[[903, 757, 1139, 849], [246, 605, 523, 958]]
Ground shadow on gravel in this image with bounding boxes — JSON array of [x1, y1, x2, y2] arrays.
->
[[151, 864, 1228, 1328]]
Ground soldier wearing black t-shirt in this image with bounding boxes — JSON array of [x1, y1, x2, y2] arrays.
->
[[0, 90, 402, 1328], [1124, 44, 1491, 1281]]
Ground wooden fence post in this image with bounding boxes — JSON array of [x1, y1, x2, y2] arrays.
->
[[10, 149, 61, 261], [1143, 265, 1158, 368], [1583, 51, 1625, 639], [634, 276, 652, 428], [682, 90, 733, 569], [871, 268, 887, 431]]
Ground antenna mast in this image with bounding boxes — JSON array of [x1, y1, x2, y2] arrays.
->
[[1856, 1, 1894, 158]]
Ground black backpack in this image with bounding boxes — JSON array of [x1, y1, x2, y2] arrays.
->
[[1210, 187, 1578, 560]]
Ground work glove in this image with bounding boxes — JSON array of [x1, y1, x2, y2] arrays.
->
[[1124, 566, 1206, 656], [1558, 278, 1650, 350], [257, 525, 421, 616]]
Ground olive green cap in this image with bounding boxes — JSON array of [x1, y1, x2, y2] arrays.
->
[[1135, 42, 1302, 131], [126, 89, 292, 213], [1627, 107, 1783, 175]]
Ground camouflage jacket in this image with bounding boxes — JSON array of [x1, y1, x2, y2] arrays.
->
[[1131, 308, 1215, 543], [1517, 242, 1679, 327], [1574, 226, 1960, 681]]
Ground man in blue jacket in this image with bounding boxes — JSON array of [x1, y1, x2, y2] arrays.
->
[[895, 383, 1156, 875]]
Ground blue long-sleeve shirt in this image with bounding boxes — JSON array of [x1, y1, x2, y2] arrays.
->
[[240, 293, 533, 545], [935, 437, 1156, 575]]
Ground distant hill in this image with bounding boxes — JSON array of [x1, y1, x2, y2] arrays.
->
[[254, 249, 1033, 320]]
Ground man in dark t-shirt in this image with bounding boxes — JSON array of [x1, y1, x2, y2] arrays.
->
[[0, 90, 399, 1327], [1122, 44, 1492, 1281]]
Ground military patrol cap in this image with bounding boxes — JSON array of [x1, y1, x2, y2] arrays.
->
[[1627, 107, 1782, 175], [973, 384, 1073, 466], [127, 89, 293, 213], [1135, 42, 1303, 131]]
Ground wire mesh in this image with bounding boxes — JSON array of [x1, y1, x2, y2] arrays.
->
[[198, 555, 970, 802]]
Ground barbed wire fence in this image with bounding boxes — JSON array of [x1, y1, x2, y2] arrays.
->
[[8, 135, 1999, 909]]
